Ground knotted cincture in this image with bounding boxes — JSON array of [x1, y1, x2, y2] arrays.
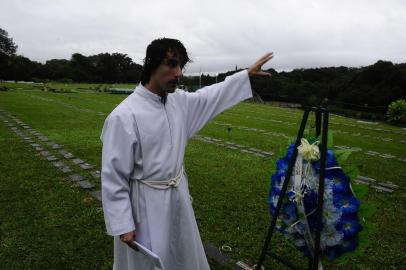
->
[[167, 178, 178, 187], [130, 166, 186, 223]]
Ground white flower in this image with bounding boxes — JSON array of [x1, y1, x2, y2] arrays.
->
[[306, 174, 319, 191], [298, 138, 320, 161], [272, 195, 279, 208], [323, 182, 334, 201], [275, 176, 284, 189], [323, 201, 342, 226], [321, 227, 344, 248]]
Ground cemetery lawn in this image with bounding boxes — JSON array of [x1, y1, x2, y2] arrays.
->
[[0, 83, 405, 269], [0, 123, 112, 269]]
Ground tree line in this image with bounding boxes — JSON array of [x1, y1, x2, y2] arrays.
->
[[182, 62, 406, 112], [1, 27, 405, 111]]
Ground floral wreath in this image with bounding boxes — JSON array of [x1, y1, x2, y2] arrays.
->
[[269, 137, 362, 260]]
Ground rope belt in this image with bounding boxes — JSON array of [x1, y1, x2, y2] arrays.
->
[[130, 166, 185, 223]]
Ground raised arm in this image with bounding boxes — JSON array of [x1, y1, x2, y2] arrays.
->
[[184, 69, 253, 138], [184, 51, 274, 138], [100, 113, 137, 237]]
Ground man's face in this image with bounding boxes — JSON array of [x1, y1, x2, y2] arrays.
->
[[150, 51, 183, 95]]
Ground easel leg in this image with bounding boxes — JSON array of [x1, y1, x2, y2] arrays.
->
[[256, 109, 310, 269]]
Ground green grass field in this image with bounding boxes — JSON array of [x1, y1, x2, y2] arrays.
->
[[0, 82, 405, 269]]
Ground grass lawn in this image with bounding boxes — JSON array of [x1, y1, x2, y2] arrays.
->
[[0, 83, 405, 269], [0, 121, 112, 269]]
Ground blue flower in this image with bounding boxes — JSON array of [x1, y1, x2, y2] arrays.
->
[[330, 172, 351, 194], [269, 187, 281, 215], [287, 191, 296, 202], [282, 201, 297, 225], [334, 194, 360, 214], [325, 166, 343, 178], [270, 183, 282, 195], [326, 149, 338, 166], [285, 143, 295, 159], [336, 216, 362, 238], [276, 158, 289, 174], [271, 174, 283, 190], [340, 237, 358, 252]]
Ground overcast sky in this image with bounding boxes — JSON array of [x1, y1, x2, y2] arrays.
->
[[1, 0, 405, 74]]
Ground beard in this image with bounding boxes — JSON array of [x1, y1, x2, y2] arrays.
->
[[165, 79, 179, 92]]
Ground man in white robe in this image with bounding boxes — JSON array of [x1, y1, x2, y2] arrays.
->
[[100, 38, 273, 270]]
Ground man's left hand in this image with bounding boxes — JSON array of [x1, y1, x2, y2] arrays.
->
[[248, 52, 274, 77]]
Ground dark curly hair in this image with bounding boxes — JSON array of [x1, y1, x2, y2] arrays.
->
[[140, 38, 192, 85]]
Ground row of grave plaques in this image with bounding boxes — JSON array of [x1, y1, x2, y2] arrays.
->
[[0, 108, 402, 200], [193, 134, 401, 194], [234, 109, 406, 136], [0, 109, 102, 202], [214, 120, 406, 163]]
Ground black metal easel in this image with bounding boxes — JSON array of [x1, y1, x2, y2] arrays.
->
[[255, 106, 329, 270]]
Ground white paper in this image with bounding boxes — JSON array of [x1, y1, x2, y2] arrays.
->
[[133, 241, 164, 269]]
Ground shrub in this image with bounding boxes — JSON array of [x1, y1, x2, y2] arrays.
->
[[386, 99, 406, 123]]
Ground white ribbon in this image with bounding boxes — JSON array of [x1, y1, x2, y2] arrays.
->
[[290, 142, 324, 270], [298, 138, 320, 161]]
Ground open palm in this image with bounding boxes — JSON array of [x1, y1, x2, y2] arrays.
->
[[248, 52, 274, 77]]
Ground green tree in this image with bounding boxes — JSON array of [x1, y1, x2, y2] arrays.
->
[[0, 27, 17, 56]]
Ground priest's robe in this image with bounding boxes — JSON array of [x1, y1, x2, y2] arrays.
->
[[100, 69, 253, 270]]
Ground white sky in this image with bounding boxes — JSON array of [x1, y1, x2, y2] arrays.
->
[[1, 0, 405, 74]]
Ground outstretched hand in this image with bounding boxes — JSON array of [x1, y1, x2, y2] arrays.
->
[[248, 52, 274, 77]]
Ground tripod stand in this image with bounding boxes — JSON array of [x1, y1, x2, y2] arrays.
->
[[255, 106, 329, 270]]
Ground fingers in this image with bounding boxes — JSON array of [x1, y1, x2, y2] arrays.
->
[[256, 71, 272, 77], [250, 71, 272, 77], [258, 52, 273, 62], [248, 51, 274, 77], [129, 242, 139, 251], [256, 52, 274, 66], [123, 237, 136, 248], [120, 231, 138, 250]]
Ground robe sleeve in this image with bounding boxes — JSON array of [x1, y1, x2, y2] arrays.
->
[[100, 113, 136, 236], [184, 69, 253, 138]]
